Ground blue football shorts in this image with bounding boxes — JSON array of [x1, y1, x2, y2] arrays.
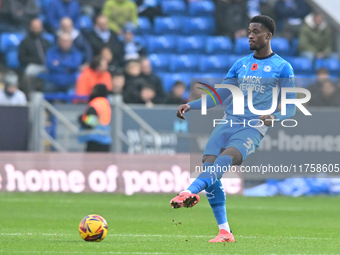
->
[[203, 122, 263, 162]]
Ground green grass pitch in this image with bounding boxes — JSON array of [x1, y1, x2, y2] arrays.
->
[[0, 193, 339, 254]]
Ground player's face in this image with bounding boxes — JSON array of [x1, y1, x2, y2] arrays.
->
[[248, 23, 271, 51]]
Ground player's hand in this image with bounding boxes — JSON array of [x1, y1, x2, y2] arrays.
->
[[258, 114, 275, 127], [177, 104, 191, 120]]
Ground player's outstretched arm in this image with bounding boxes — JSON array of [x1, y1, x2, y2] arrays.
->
[[176, 104, 191, 120]]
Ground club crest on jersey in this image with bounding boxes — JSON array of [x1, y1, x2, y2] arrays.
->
[[251, 63, 258, 71], [263, 65, 272, 72]]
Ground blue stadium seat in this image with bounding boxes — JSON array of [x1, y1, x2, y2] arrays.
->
[[157, 72, 192, 92], [154, 17, 182, 35], [294, 75, 317, 88], [206, 36, 233, 54], [6, 51, 20, 69], [136, 17, 152, 34], [177, 36, 206, 54], [188, 1, 215, 16], [291, 38, 299, 56], [271, 38, 290, 56], [134, 35, 147, 48], [182, 17, 215, 35], [0, 33, 25, 53], [161, 1, 187, 16], [284, 57, 313, 75], [80, 15, 93, 31], [147, 35, 177, 53], [315, 57, 340, 75], [234, 38, 252, 55], [199, 54, 239, 73], [42, 33, 55, 45], [148, 53, 171, 72], [170, 54, 200, 72]]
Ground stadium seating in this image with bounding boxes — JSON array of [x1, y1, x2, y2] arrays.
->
[[158, 72, 193, 92], [154, 17, 182, 35], [147, 35, 177, 53], [271, 38, 290, 56], [0, 33, 25, 53], [294, 74, 317, 88], [206, 36, 233, 54], [315, 57, 340, 75], [148, 53, 171, 72], [79, 15, 94, 31], [134, 35, 147, 48], [170, 54, 201, 72], [161, 1, 187, 16], [188, 1, 215, 16], [42, 33, 55, 45], [182, 17, 215, 35], [234, 37, 252, 55], [177, 36, 206, 54], [199, 54, 239, 73], [136, 17, 152, 34], [5, 51, 20, 69], [284, 57, 313, 75]]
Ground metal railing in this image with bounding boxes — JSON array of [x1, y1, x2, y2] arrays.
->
[[30, 92, 162, 153]]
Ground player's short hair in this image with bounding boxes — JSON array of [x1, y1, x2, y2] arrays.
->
[[250, 15, 276, 35]]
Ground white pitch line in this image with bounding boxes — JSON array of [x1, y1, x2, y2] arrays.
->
[[0, 251, 168, 255], [0, 233, 337, 240]]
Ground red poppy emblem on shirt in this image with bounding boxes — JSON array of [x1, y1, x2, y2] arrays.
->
[[251, 63, 258, 71]]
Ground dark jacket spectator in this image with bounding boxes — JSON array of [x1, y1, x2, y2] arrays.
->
[[299, 13, 333, 60], [85, 15, 124, 64], [46, 0, 81, 33], [140, 57, 164, 103], [135, 0, 161, 24], [308, 80, 340, 107], [123, 60, 145, 103], [215, 0, 249, 39], [46, 33, 83, 91], [100, 47, 121, 75], [0, 0, 40, 32], [19, 20, 50, 66], [166, 81, 187, 105], [307, 68, 330, 96], [274, 0, 310, 39], [57, 17, 93, 64]]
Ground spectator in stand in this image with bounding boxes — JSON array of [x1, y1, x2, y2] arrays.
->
[[57, 17, 93, 68], [139, 83, 156, 107], [123, 59, 146, 103], [45, 33, 83, 92], [215, 0, 249, 39], [166, 81, 187, 105], [123, 24, 147, 61], [100, 47, 121, 75], [19, 19, 50, 97], [308, 80, 340, 107], [274, 0, 310, 40], [102, 0, 138, 34], [75, 56, 113, 97], [112, 70, 126, 95], [0, 0, 40, 32], [308, 68, 330, 96], [299, 13, 334, 61], [78, 84, 112, 152], [78, 0, 106, 17], [140, 57, 164, 103], [0, 71, 27, 106], [135, 0, 161, 24], [85, 15, 124, 64], [46, 0, 81, 33]]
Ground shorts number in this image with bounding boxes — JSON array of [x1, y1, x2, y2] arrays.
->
[[243, 137, 255, 155]]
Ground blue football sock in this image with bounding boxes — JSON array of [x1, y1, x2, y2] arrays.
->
[[187, 155, 232, 194], [206, 180, 228, 226]]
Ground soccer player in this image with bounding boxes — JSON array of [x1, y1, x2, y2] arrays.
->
[[170, 15, 297, 242]]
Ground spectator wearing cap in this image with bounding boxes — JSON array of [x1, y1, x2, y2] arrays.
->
[[140, 57, 163, 103], [102, 0, 138, 34], [46, 0, 81, 33], [45, 33, 83, 92], [19, 19, 50, 97], [84, 15, 124, 64], [57, 17, 93, 69], [0, 71, 27, 106], [75, 56, 113, 97], [123, 24, 146, 61], [0, 0, 40, 32]]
